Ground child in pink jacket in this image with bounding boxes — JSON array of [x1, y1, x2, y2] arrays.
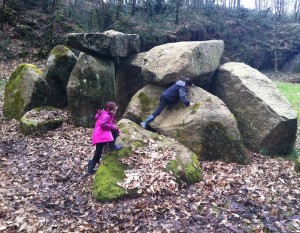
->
[[87, 101, 122, 174]]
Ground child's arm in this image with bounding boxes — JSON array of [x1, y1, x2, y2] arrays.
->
[[179, 87, 191, 106], [99, 115, 118, 131]]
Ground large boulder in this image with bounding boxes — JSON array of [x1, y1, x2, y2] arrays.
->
[[18, 107, 65, 135], [141, 40, 224, 87], [125, 85, 247, 164], [65, 30, 140, 58], [211, 62, 298, 155], [115, 52, 148, 116], [93, 119, 202, 202], [44, 45, 77, 108], [3, 64, 49, 120], [67, 53, 115, 127]]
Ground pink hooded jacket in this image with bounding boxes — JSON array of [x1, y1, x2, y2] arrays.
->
[[92, 109, 118, 145]]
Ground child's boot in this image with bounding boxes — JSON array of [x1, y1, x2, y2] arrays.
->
[[109, 141, 123, 150], [87, 160, 96, 174], [140, 115, 154, 129]]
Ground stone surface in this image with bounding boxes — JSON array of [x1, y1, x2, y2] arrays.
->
[[44, 45, 77, 108], [3, 64, 49, 120], [115, 52, 149, 116], [67, 53, 115, 127], [65, 30, 140, 58], [18, 107, 65, 135], [93, 119, 202, 202], [141, 40, 224, 87], [125, 85, 247, 164], [211, 62, 298, 155]]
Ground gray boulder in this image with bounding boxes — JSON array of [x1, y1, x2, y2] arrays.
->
[[18, 107, 65, 135], [3, 64, 49, 120], [125, 85, 247, 164], [44, 45, 77, 108], [93, 119, 202, 202], [115, 52, 148, 115], [211, 62, 297, 155], [141, 40, 224, 87], [65, 30, 140, 58], [67, 53, 115, 127]]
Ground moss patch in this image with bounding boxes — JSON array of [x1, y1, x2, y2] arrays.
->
[[19, 114, 64, 135], [137, 92, 152, 117], [166, 153, 202, 184], [3, 64, 42, 120], [50, 45, 71, 61], [202, 121, 248, 164], [93, 147, 135, 202]]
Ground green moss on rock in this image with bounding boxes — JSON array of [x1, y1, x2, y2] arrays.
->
[[18, 107, 64, 135], [202, 121, 248, 164], [166, 153, 202, 184], [137, 92, 152, 117], [93, 147, 135, 202], [3, 64, 43, 120], [50, 45, 71, 60]]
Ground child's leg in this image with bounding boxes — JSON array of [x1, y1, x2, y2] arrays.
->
[[92, 143, 105, 163], [88, 143, 105, 174], [109, 131, 122, 150]]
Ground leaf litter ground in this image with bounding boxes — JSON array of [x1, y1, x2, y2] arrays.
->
[[1, 115, 300, 232]]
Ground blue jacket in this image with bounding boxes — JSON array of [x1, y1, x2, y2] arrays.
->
[[161, 80, 190, 106]]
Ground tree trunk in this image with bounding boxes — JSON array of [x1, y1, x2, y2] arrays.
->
[[175, 0, 180, 25], [0, 0, 6, 30], [131, 0, 136, 15]]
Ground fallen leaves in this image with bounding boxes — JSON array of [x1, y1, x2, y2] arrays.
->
[[0, 102, 300, 231], [118, 142, 178, 195]]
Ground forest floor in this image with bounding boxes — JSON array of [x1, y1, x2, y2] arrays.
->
[[0, 56, 300, 232]]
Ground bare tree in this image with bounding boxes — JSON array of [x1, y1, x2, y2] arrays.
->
[[272, 0, 285, 78], [0, 0, 6, 30], [293, 0, 300, 21]]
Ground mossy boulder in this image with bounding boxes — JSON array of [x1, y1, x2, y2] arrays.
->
[[44, 45, 77, 108], [3, 64, 49, 120], [18, 107, 65, 135], [125, 85, 248, 164], [67, 53, 115, 127], [211, 62, 298, 155], [93, 119, 202, 202], [295, 157, 300, 173]]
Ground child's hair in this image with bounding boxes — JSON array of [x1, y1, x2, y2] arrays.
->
[[104, 101, 118, 111], [182, 77, 193, 86]]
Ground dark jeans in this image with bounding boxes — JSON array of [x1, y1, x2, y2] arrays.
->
[[152, 96, 171, 117], [91, 131, 119, 164]]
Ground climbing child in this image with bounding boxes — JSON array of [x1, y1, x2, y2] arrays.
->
[[87, 101, 122, 174], [141, 77, 195, 129]]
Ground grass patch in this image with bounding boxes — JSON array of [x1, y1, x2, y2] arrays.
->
[[276, 82, 300, 126], [276, 81, 300, 158]]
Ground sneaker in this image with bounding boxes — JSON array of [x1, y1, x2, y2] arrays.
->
[[140, 122, 146, 128]]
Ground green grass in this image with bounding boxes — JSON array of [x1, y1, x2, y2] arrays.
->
[[276, 81, 300, 158], [276, 82, 300, 124]]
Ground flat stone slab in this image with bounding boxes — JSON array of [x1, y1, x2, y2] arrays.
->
[[18, 107, 66, 135], [65, 30, 140, 58]]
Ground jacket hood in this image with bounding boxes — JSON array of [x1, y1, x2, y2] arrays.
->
[[95, 109, 114, 121], [175, 80, 186, 87]]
